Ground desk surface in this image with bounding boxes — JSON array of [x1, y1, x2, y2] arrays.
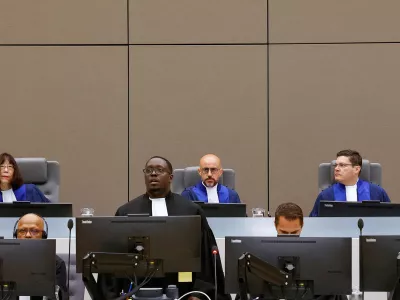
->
[[1, 216, 400, 238]]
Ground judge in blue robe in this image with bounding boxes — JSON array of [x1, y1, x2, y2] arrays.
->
[[310, 150, 390, 217], [182, 181, 241, 203], [181, 154, 241, 203], [0, 153, 50, 203]]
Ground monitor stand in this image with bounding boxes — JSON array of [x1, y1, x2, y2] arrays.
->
[[133, 286, 178, 300]]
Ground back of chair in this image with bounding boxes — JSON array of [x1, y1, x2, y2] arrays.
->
[[318, 159, 382, 191], [57, 253, 85, 300], [172, 166, 235, 194], [15, 158, 60, 202]]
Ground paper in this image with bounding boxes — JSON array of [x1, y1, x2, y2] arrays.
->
[[178, 272, 192, 282]]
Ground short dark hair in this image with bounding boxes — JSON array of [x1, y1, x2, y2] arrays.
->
[[0, 152, 24, 189], [274, 202, 304, 227], [336, 149, 362, 171], [145, 156, 173, 173]]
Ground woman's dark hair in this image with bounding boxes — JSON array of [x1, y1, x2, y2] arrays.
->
[[0, 153, 24, 189]]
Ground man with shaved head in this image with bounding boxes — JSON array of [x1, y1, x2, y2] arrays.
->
[[182, 154, 241, 203], [15, 213, 67, 300]]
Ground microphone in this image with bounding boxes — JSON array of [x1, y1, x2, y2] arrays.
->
[[67, 219, 74, 300], [358, 219, 364, 300], [358, 218, 364, 235], [211, 246, 218, 300]]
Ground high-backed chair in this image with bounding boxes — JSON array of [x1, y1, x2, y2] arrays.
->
[[15, 158, 60, 202], [171, 166, 235, 194], [318, 159, 382, 192], [58, 253, 85, 300]]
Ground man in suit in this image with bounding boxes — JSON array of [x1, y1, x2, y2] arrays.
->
[[15, 213, 67, 300]]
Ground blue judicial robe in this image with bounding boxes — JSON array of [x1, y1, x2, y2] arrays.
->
[[310, 179, 390, 217], [0, 184, 50, 203], [182, 181, 241, 203]]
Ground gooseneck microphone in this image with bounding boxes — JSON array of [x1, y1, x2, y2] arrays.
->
[[67, 219, 74, 300], [358, 218, 364, 300], [211, 245, 219, 300], [358, 218, 364, 236]]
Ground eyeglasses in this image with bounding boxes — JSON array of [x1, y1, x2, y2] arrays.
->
[[200, 168, 220, 175], [17, 228, 43, 237], [333, 163, 354, 169], [143, 167, 170, 175], [0, 165, 14, 170]]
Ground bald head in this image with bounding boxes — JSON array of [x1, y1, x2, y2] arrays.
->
[[198, 154, 223, 187], [16, 213, 45, 239]]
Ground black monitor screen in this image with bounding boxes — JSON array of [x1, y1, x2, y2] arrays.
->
[[0, 239, 56, 297], [76, 216, 202, 275], [225, 236, 352, 296], [318, 201, 400, 217], [361, 235, 400, 291], [193, 202, 246, 217], [0, 202, 73, 217]]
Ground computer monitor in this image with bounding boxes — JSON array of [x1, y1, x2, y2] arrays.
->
[[0, 202, 73, 217], [225, 236, 352, 298], [360, 235, 400, 292], [318, 201, 400, 217], [0, 239, 56, 298], [76, 216, 202, 275], [193, 202, 247, 217]]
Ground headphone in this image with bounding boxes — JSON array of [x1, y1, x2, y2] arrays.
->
[[13, 213, 49, 239]]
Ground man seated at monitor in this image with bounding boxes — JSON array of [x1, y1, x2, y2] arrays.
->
[[98, 156, 230, 300], [274, 202, 303, 235], [181, 154, 241, 203], [310, 149, 391, 217], [237, 203, 347, 300], [15, 213, 67, 300]]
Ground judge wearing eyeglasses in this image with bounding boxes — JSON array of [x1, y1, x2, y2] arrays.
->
[[0, 153, 50, 203], [181, 154, 241, 203], [310, 149, 391, 217]]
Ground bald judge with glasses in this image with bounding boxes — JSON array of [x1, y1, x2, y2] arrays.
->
[[181, 154, 241, 203]]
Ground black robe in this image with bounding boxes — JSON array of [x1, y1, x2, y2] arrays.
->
[[98, 192, 230, 300]]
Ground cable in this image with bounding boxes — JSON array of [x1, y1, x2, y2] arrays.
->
[[177, 291, 212, 300], [213, 252, 217, 300], [113, 261, 159, 300]]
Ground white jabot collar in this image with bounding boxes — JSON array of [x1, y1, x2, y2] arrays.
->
[[149, 197, 168, 216]]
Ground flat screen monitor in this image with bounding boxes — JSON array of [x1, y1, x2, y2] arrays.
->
[[76, 216, 202, 276], [0, 202, 73, 217], [360, 235, 400, 291], [193, 202, 247, 217], [318, 201, 400, 217], [225, 236, 352, 297], [0, 239, 56, 297]]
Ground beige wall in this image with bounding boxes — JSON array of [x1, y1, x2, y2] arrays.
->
[[1, 0, 399, 216]]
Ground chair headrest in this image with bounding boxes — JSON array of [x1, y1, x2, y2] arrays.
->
[[15, 158, 48, 183], [183, 167, 202, 188]]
